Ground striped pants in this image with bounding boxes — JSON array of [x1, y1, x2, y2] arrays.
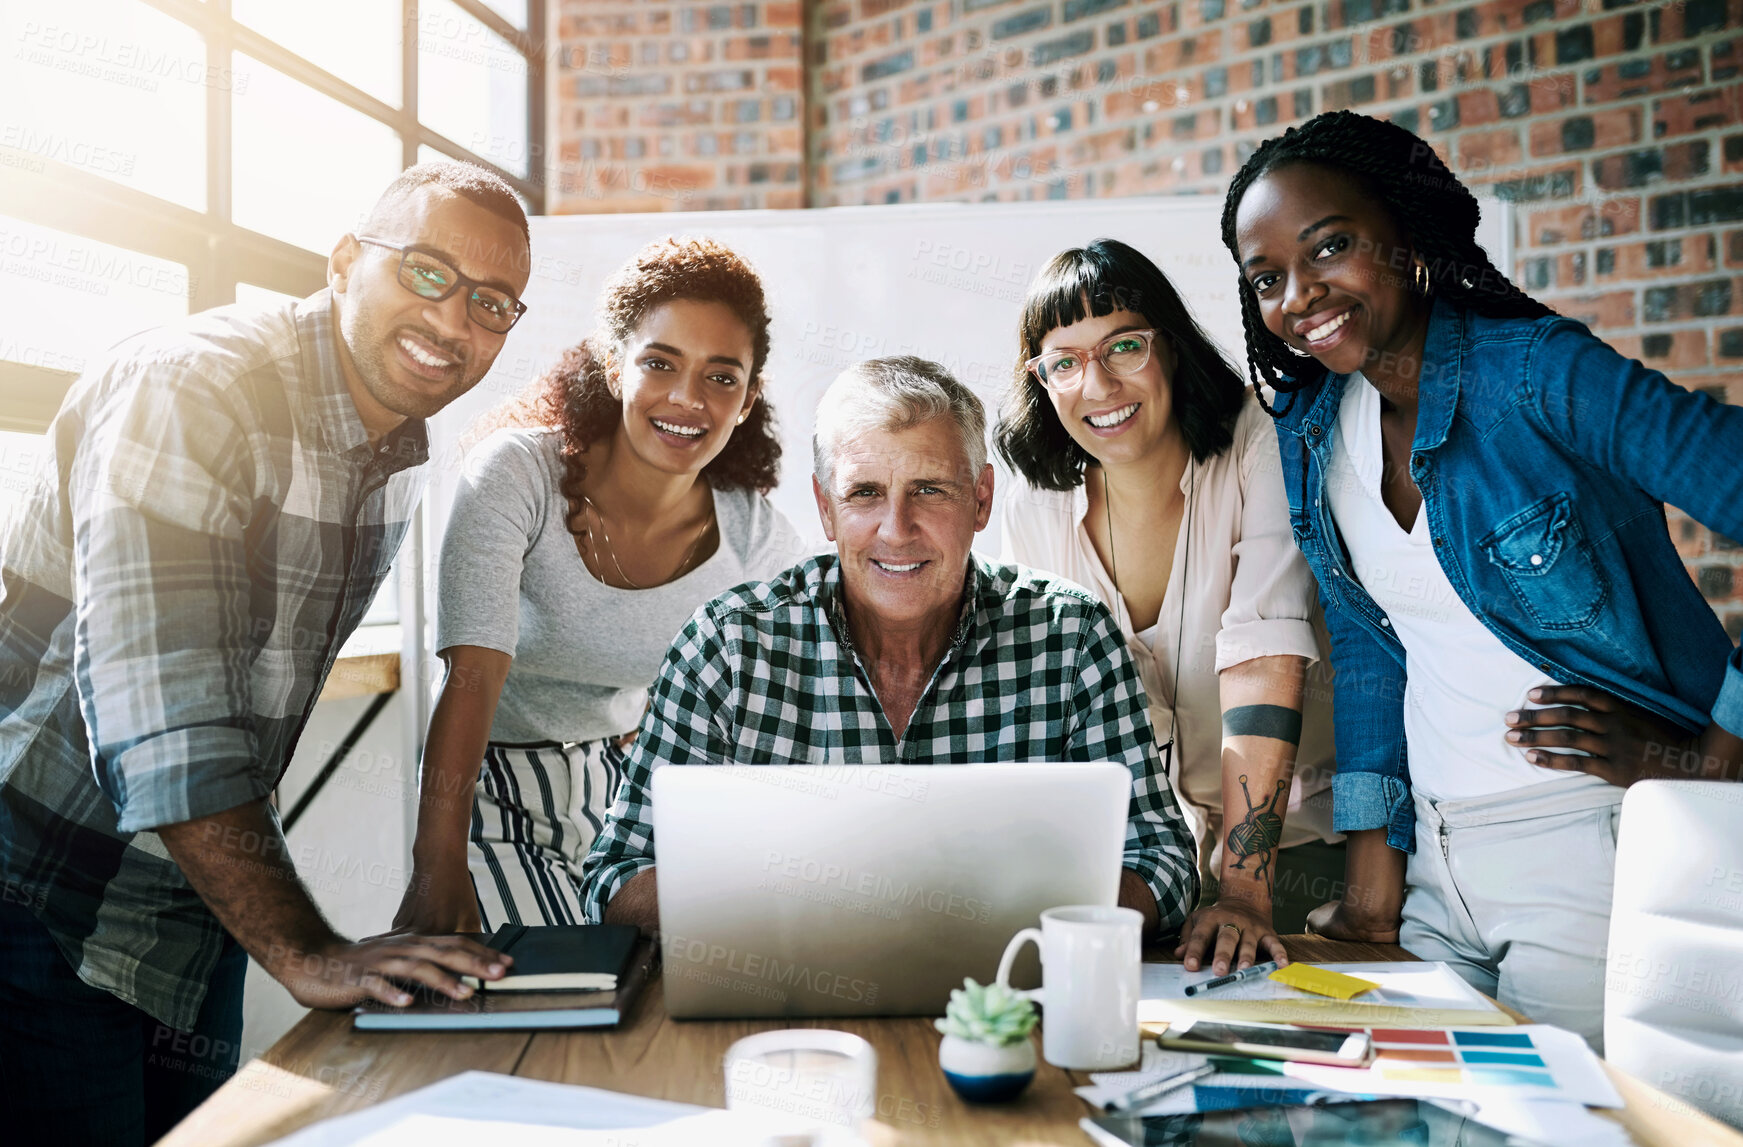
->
[[467, 738, 628, 928]]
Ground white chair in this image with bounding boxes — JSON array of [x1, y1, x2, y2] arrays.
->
[[1604, 779, 1743, 1128]]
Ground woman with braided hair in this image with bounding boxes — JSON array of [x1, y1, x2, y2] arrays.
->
[[1225, 109, 1743, 1049]]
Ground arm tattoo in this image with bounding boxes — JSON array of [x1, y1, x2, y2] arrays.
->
[[1222, 704, 1303, 744], [1226, 774, 1287, 894]]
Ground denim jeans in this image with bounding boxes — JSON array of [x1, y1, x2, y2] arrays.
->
[[0, 897, 247, 1146]]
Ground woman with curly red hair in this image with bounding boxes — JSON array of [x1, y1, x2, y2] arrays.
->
[[393, 237, 807, 931]]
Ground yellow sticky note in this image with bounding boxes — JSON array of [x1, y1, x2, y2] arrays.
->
[[1268, 963, 1379, 1000]]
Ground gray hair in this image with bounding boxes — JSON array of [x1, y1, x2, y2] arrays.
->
[[811, 356, 988, 488]]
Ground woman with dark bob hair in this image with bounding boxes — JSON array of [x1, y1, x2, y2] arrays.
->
[[394, 236, 808, 931], [1226, 110, 1743, 1050], [995, 238, 1343, 976]]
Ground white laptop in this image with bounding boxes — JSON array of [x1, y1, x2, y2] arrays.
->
[[653, 762, 1130, 1019]]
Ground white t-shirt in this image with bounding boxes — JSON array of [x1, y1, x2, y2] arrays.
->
[[1324, 373, 1604, 803], [1000, 396, 1340, 880]]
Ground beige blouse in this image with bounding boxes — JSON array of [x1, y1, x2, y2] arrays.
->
[[999, 396, 1339, 885]]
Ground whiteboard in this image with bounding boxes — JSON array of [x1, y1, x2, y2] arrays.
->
[[428, 195, 1510, 553]]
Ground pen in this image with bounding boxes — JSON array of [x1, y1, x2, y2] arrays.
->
[[1103, 1062, 1217, 1113], [1182, 959, 1282, 997]]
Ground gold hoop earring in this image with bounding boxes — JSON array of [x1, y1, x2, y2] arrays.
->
[[1413, 260, 1431, 295]]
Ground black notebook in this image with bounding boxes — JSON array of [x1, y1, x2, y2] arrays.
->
[[353, 937, 658, 1032], [461, 923, 641, 993]]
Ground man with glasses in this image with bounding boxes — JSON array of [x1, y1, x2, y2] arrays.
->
[[0, 161, 531, 1142]]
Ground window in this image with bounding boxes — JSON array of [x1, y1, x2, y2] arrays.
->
[[0, 0, 207, 211], [0, 0, 544, 434], [0, 215, 190, 376], [231, 55, 405, 253], [231, 0, 402, 107], [419, 0, 532, 178], [472, 0, 529, 26]]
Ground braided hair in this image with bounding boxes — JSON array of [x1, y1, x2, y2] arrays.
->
[[1219, 110, 1551, 415]]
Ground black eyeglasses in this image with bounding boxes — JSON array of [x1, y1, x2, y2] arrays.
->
[[355, 236, 528, 334]]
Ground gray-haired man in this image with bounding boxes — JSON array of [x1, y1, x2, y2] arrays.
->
[[580, 355, 1199, 937]]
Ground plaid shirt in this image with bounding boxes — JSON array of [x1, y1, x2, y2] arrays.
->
[[578, 553, 1200, 932], [0, 291, 428, 1030]]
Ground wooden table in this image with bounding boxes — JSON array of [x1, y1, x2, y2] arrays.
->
[[316, 624, 401, 702], [162, 937, 1743, 1147]]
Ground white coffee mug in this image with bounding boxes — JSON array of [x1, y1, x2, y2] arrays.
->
[[995, 904, 1141, 1070]]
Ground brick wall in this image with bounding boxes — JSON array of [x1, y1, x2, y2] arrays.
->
[[549, 1, 805, 211], [546, 0, 1743, 636]]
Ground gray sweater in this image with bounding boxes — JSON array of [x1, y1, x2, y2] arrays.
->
[[435, 428, 810, 745]]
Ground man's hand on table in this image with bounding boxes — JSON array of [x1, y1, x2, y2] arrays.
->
[[158, 798, 511, 1012], [269, 932, 512, 1009]]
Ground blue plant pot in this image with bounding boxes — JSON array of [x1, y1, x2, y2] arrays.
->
[[938, 1033, 1037, 1104]]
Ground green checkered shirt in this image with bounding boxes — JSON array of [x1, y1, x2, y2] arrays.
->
[[578, 552, 1200, 933]]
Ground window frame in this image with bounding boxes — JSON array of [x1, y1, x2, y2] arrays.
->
[[0, 0, 545, 433]]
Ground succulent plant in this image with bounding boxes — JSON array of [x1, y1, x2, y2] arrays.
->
[[934, 978, 1038, 1047]]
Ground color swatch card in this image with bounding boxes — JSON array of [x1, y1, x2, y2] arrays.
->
[[1079, 1026, 1622, 1117], [1286, 1025, 1623, 1108]]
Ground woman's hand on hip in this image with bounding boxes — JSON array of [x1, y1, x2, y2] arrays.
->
[[1505, 684, 1702, 788]]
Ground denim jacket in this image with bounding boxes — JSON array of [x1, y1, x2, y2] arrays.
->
[[1272, 298, 1743, 851]]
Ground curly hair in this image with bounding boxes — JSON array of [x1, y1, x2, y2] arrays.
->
[[488, 237, 782, 522], [994, 238, 1245, 491], [1219, 110, 1551, 415]]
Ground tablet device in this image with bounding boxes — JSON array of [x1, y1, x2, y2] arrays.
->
[[1082, 1097, 1549, 1146]]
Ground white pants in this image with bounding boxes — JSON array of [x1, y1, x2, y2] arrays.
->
[[1400, 778, 1623, 1053], [468, 738, 627, 929]]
